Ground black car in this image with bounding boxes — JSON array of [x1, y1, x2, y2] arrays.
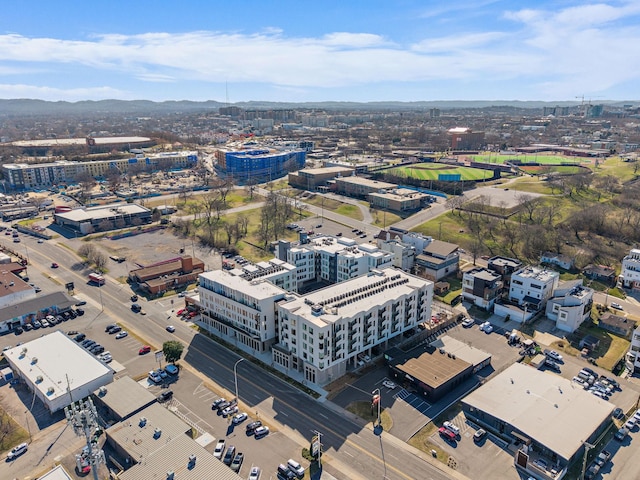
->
[[216, 401, 231, 412], [68, 309, 77, 319], [223, 445, 236, 466], [157, 390, 174, 402], [91, 346, 105, 355], [105, 324, 117, 333], [14, 326, 23, 335], [82, 340, 96, 348], [130, 294, 138, 302], [74, 333, 86, 342], [75, 308, 85, 316], [109, 326, 122, 334], [75, 300, 87, 306], [246, 420, 262, 434]]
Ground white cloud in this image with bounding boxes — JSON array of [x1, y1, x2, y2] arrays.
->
[[0, 84, 128, 101]]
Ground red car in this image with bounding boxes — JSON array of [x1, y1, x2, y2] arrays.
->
[[139, 345, 151, 355], [439, 427, 456, 441], [188, 311, 197, 318], [176, 309, 186, 316], [51, 262, 59, 268]]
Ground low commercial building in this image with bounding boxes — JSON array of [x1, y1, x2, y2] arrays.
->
[[368, 188, 431, 214], [288, 166, 353, 190], [0, 291, 76, 333], [128, 256, 205, 295], [462, 363, 614, 479], [386, 335, 491, 401], [53, 203, 152, 234], [545, 280, 593, 333], [93, 376, 157, 422], [334, 176, 397, 197], [3, 331, 114, 412], [105, 402, 244, 480]]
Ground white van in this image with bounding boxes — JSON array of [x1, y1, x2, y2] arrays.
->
[[287, 459, 305, 477]]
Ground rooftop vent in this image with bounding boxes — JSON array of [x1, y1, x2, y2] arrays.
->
[[99, 386, 107, 396], [31, 357, 38, 364], [21, 347, 27, 355], [139, 417, 147, 427], [36, 375, 43, 383], [47, 387, 54, 395], [166, 472, 175, 480], [188, 454, 196, 467], [153, 427, 162, 438]]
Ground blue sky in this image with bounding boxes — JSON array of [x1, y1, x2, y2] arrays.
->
[[1, 1, 639, 102]]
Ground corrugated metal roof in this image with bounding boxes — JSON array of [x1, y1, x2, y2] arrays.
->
[[93, 376, 156, 420]]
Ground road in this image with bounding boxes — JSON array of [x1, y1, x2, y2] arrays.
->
[[5, 230, 463, 480]]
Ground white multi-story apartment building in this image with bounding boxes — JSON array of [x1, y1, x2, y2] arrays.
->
[[508, 266, 559, 312], [2, 151, 198, 190], [196, 264, 291, 353], [284, 236, 393, 289], [376, 235, 417, 271], [627, 326, 640, 372], [274, 269, 433, 384], [545, 280, 594, 333], [621, 248, 640, 290]]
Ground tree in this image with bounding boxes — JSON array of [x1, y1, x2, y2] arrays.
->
[[163, 340, 185, 364], [75, 171, 96, 200]]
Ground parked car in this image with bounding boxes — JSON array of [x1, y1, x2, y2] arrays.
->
[[105, 324, 117, 333], [213, 438, 226, 459], [461, 318, 475, 328], [439, 427, 456, 441], [75, 308, 85, 316], [164, 364, 179, 375], [545, 359, 562, 372], [130, 294, 138, 302], [287, 459, 305, 478], [254, 426, 269, 438], [109, 326, 122, 334], [544, 349, 564, 362], [382, 380, 396, 389], [75, 300, 87, 306], [157, 390, 173, 402], [473, 428, 487, 442], [232, 412, 248, 424], [223, 405, 239, 417], [246, 420, 262, 434], [595, 450, 611, 467], [479, 321, 490, 331], [212, 398, 227, 410], [443, 421, 460, 437], [115, 331, 128, 339], [615, 427, 629, 441], [248, 466, 261, 480], [230, 452, 244, 473], [483, 324, 493, 333], [611, 302, 623, 310], [7, 442, 28, 460], [139, 345, 151, 355], [40, 319, 50, 328], [223, 445, 236, 465], [148, 371, 162, 383], [166, 325, 176, 333], [51, 262, 59, 268]]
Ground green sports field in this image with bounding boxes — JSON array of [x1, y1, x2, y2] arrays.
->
[[470, 154, 590, 165], [388, 163, 494, 181]]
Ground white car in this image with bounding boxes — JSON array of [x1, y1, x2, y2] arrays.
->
[[443, 421, 460, 436], [213, 439, 225, 459], [7, 442, 28, 460], [232, 412, 248, 424], [479, 321, 490, 331], [382, 380, 397, 389], [545, 350, 564, 362], [483, 324, 494, 334], [222, 405, 239, 417], [611, 302, 623, 310], [148, 371, 162, 383], [461, 318, 475, 328], [115, 331, 128, 339], [166, 325, 176, 333]]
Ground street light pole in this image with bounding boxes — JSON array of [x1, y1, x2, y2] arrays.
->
[[234, 358, 245, 402], [371, 388, 381, 428]]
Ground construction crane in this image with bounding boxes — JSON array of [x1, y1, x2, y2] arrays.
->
[[575, 95, 604, 117]]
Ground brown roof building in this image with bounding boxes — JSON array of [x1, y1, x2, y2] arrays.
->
[[128, 256, 204, 295]]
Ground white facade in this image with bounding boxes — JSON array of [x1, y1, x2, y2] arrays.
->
[[509, 266, 559, 311], [196, 268, 288, 352], [376, 238, 416, 271], [621, 248, 640, 289], [545, 281, 593, 333], [287, 246, 316, 289], [3, 331, 113, 412], [274, 269, 433, 385], [627, 326, 640, 372]]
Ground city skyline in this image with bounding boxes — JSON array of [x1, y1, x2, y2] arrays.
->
[[1, 0, 639, 103]]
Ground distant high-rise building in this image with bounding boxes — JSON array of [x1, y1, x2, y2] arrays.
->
[[429, 108, 440, 118]]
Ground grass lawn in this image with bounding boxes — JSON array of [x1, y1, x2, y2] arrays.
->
[[335, 204, 364, 221], [345, 401, 393, 432], [507, 177, 556, 195], [411, 211, 472, 245], [562, 322, 630, 371], [370, 210, 402, 228], [389, 163, 492, 181], [0, 408, 30, 453], [470, 154, 589, 165], [304, 195, 364, 221]]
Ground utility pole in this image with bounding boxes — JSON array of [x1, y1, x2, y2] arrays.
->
[[65, 398, 105, 480]]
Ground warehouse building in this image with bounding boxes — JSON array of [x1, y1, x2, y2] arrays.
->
[[3, 331, 114, 412], [462, 363, 614, 479], [53, 203, 151, 234]]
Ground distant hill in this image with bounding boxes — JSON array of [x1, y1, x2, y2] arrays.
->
[[0, 98, 635, 115]]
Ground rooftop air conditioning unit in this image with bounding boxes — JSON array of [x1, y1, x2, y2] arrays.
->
[[31, 357, 38, 364], [139, 417, 147, 427], [36, 375, 43, 383], [99, 386, 107, 396], [47, 387, 54, 394], [21, 347, 27, 355], [154, 427, 162, 438], [166, 472, 175, 480]]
